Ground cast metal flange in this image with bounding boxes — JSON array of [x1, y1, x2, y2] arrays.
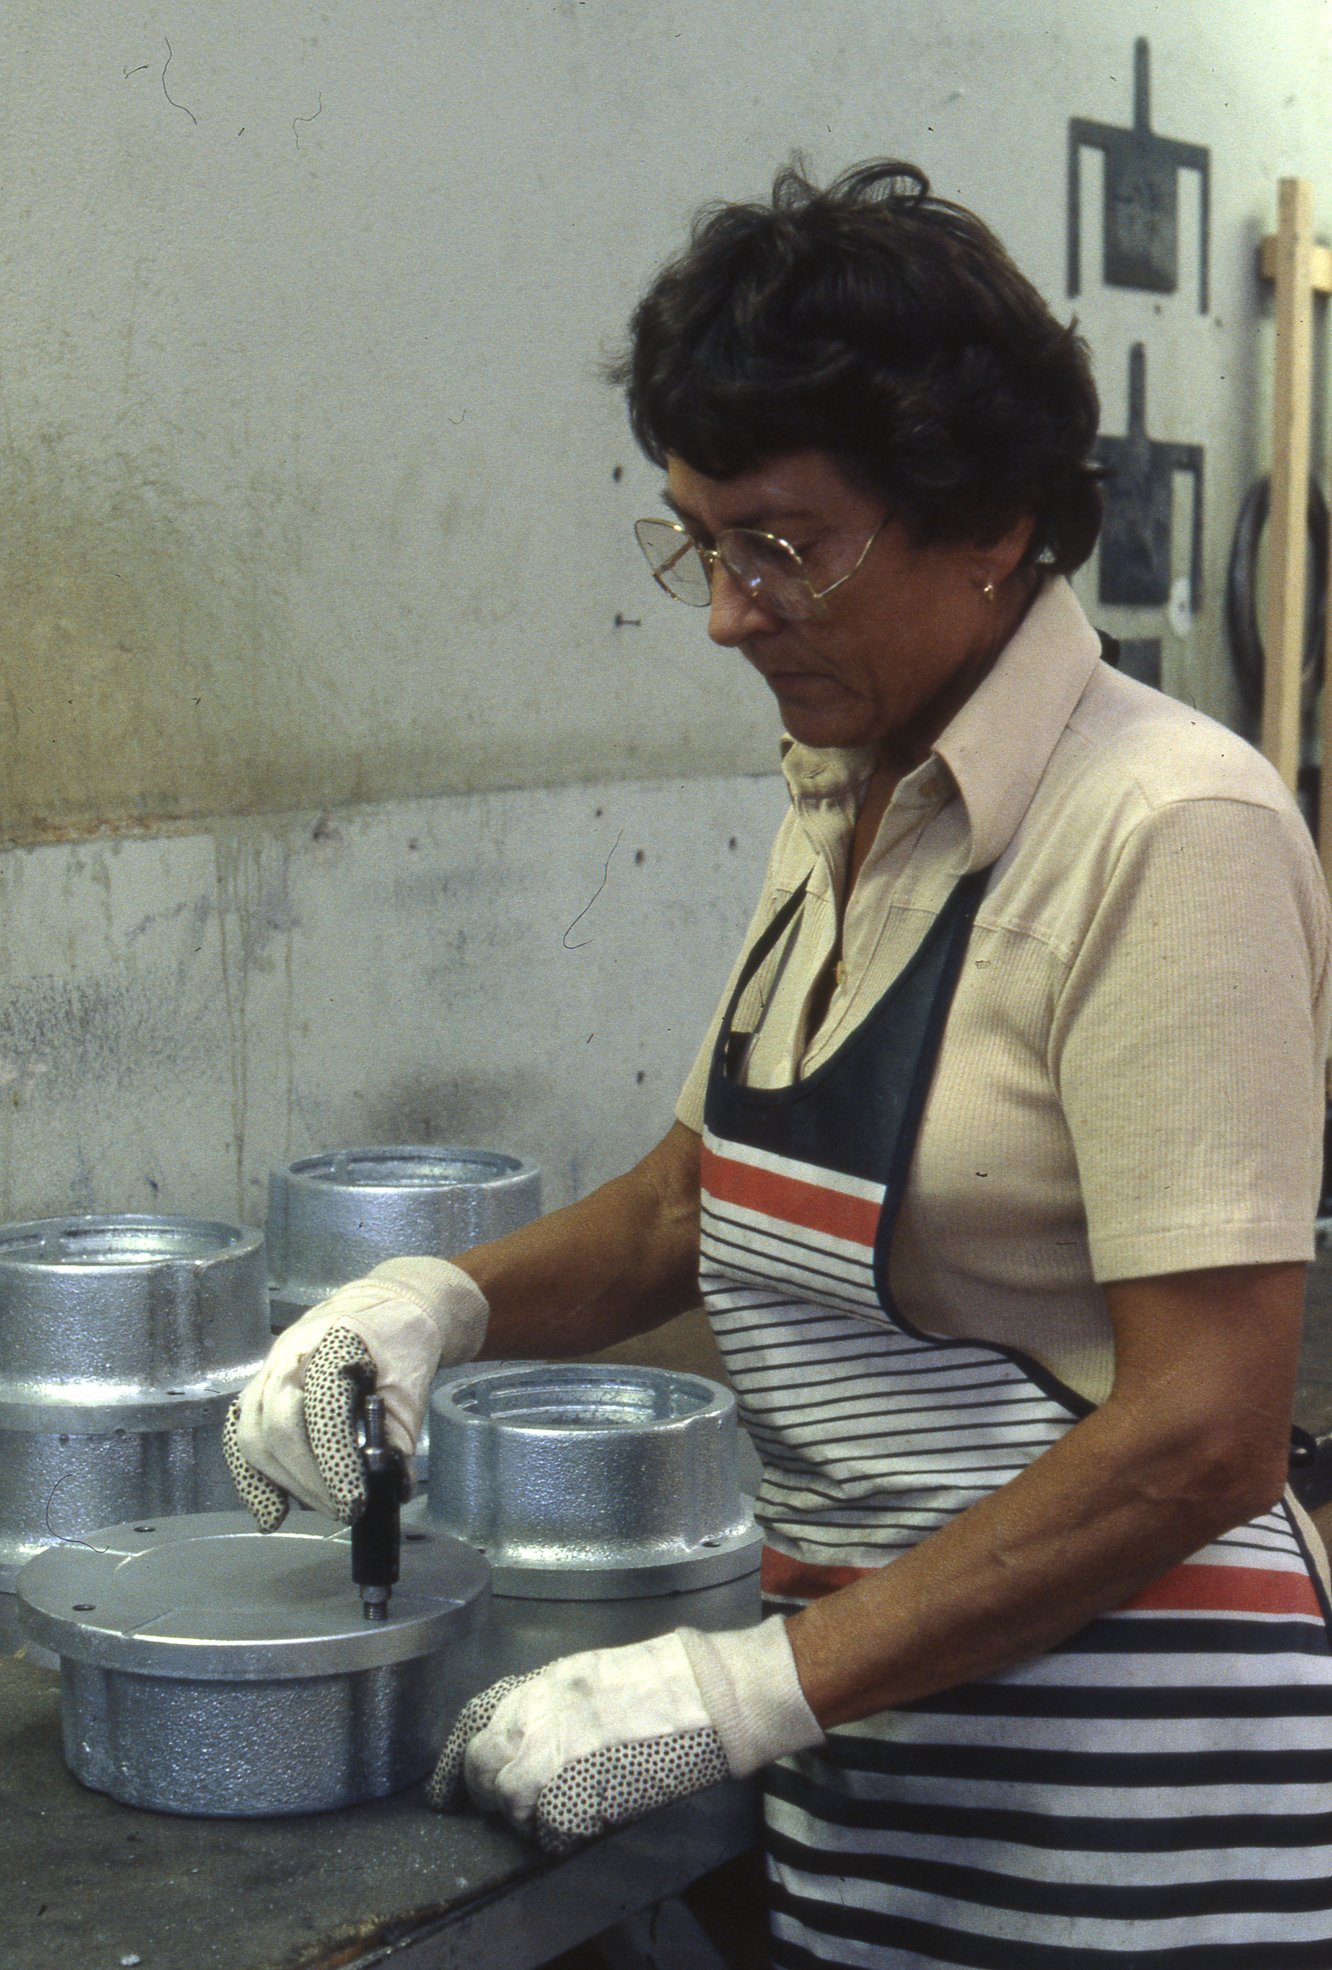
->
[[18, 1510, 490, 1815], [420, 1362, 763, 1691], [266, 1145, 541, 1330], [0, 1216, 270, 1610], [425, 1361, 762, 1598]]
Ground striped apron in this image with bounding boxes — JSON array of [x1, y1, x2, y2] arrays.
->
[[700, 869, 1332, 1967]]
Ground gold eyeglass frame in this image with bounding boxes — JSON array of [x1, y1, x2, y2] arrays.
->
[[633, 515, 887, 622]]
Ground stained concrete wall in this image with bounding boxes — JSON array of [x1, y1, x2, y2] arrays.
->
[[2, 1, 1331, 1233], [0, 776, 785, 1225]]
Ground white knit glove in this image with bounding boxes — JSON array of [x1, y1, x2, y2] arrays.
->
[[427, 1618, 823, 1854], [223, 1257, 489, 1528]]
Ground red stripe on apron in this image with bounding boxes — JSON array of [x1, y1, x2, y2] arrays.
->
[[764, 1550, 1324, 1620], [1121, 1561, 1324, 1618], [701, 1144, 880, 1247]]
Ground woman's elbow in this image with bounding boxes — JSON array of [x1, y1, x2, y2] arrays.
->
[[1176, 1417, 1292, 1532]]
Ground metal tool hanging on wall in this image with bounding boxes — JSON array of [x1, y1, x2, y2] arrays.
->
[[1068, 40, 1210, 684], [1096, 342, 1204, 615], [1068, 37, 1210, 310]]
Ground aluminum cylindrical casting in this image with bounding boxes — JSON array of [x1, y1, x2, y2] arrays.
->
[[266, 1145, 541, 1329], [422, 1362, 763, 1690], [0, 1216, 270, 1618], [18, 1510, 491, 1815]]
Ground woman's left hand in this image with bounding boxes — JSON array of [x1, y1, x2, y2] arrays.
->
[[428, 1620, 822, 1853]]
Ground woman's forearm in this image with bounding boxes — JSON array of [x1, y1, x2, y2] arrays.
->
[[786, 1262, 1306, 1728], [452, 1119, 703, 1360]]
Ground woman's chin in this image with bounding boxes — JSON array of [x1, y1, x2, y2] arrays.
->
[[775, 699, 876, 751]]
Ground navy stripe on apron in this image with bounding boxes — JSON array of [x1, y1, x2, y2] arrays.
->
[[700, 865, 1332, 1966]]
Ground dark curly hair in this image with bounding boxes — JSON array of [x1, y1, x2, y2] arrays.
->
[[610, 159, 1102, 573]]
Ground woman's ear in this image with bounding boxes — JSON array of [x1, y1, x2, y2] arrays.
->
[[974, 513, 1036, 590]]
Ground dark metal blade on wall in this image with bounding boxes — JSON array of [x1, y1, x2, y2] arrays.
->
[[1096, 344, 1204, 611], [1068, 38, 1210, 310]]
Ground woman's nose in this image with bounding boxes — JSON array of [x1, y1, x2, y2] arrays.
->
[[707, 565, 778, 647]]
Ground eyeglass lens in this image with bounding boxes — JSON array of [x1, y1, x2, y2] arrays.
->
[[634, 519, 816, 619], [634, 519, 712, 604], [723, 533, 810, 615]]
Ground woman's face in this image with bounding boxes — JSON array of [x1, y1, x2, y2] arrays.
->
[[663, 450, 1030, 767]]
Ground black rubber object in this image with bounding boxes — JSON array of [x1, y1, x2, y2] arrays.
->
[[1226, 475, 1328, 717]]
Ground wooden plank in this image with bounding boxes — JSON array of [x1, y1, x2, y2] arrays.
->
[[1263, 178, 1317, 791], [1259, 231, 1332, 294], [1323, 477, 1332, 890]]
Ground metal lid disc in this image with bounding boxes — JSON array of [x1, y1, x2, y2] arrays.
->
[[17, 1511, 490, 1679]]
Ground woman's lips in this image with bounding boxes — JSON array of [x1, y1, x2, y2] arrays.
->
[[763, 669, 840, 698], [742, 642, 849, 707]]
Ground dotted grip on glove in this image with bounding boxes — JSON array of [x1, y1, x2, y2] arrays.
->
[[427, 1674, 730, 1856], [223, 1325, 378, 1529]]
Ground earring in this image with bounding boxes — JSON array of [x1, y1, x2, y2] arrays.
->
[[982, 580, 996, 602]]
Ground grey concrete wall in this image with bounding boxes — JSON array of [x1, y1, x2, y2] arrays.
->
[[2, 0, 1332, 1232], [3, 0, 1331, 838], [0, 774, 785, 1227]]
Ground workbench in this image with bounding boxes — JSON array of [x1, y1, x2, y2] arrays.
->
[[11, 1258, 1332, 1970], [3, 1650, 759, 1970]]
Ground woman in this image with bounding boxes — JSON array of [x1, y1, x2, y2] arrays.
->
[[228, 163, 1332, 1966]]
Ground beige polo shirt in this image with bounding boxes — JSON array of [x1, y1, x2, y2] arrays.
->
[[677, 576, 1332, 1406]]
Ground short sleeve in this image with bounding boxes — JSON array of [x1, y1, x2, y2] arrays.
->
[[1049, 796, 1332, 1281]]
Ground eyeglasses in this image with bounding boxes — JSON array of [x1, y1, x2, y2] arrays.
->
[[633, 514, 887, 622]]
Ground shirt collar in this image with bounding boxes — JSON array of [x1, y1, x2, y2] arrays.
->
[[778, 736, 878, 806], [777, 575, 1101, 871], [934, 575, 1101, 869]]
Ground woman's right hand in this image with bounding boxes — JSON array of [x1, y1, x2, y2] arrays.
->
[[222, 1257, 490, 1529]]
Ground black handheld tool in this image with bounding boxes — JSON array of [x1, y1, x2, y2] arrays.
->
[[351, 1390, 407, 1621]]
